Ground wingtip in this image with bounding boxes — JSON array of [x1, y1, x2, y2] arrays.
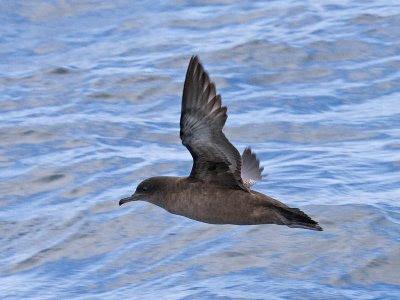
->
[[243, 146, 251, 155], [287, 221, 323, 231], [309, 222, 323, 231], [241, 147, 264, 183], [190, 55, 200, 65]]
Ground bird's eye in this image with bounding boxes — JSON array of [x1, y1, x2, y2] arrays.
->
[[142, 186, 148, 192]]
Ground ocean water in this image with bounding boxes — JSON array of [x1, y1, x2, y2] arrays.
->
[[1, 1, 400, 299]]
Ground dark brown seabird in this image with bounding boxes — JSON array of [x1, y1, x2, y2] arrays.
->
[[119, 56, 322, 231]]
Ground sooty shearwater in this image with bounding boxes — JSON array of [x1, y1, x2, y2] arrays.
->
[[119, 56, 322, 231]]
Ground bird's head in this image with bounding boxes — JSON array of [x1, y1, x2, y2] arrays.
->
[[119, 176, 168, 207]]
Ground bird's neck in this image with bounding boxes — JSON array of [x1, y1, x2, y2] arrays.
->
[[147, 176, 187, 207]]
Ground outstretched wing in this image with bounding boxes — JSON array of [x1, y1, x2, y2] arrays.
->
[[180, 56, 247, 191], [241, 147, 264, 188]]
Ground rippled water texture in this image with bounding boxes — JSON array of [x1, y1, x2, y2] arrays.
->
[[1, 1, 400, 299]]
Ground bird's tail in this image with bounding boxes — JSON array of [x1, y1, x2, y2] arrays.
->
[[274, 206, 323, 231]]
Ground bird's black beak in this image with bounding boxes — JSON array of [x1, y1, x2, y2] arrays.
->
[[119, 193, 140, 206]]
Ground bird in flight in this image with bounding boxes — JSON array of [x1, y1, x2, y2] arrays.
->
[[119, 56, 322, 231]]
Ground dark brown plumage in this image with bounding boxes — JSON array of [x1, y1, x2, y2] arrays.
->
[[119, 56, 322, 231]]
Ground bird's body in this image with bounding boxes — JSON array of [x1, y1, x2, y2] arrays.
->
[[119, 56, 322, 231], [130, 176, 320, 229]]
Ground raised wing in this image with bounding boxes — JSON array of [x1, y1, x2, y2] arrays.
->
[[180, 56, 247, 191], [241, 147, 264, 188]]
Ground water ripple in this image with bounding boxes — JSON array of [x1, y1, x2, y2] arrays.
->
[[1, 0, 399, 299]]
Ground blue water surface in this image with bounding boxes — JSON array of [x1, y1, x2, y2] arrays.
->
[[1, 1, 400, 299]]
